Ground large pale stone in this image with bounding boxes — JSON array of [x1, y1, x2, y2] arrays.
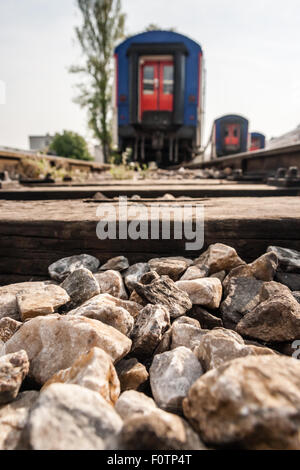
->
[[134, 275, 192, 319], [124, 263, 150, 293], [60, 268, 100, 310], [19, 383, 123, 450], [131, 304, 170, 358], [116, 358, 148, 392], [0, 391, 39, 450], [148, 257, 192, 281], [115, 390, 157, 420], [119, 409, 206, 450], [99, 256, 129, 272], [183, 355, 300, 450], [16, 284, 70, 321], [0, 283, 39, 321], [89, 293, 142, 318], [155, 316, 201, 354], [171, 322, 208, 352], [0, 350, 29, 405], [236, 281, 300, 342], [259, 280, 291, 297], [195, 328, 275, 371], [220, 277, 263, 330], [0, 281, 69, 321], [193, 243, 245, 275], [2, 314, 132, 384], [68, 293, 134, 336], [0, 317, 22, 343], [94, 270, 128, 299], [48, 254, 100, 282], [175, 278, 222, 309], [150, 347, 203, 412], [42, 347, 120, 405]]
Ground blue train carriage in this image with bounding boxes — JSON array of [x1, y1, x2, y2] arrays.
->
[[250, 132, 266, 151], [113, 30, 205, 166], [211, 114, 249, 158]]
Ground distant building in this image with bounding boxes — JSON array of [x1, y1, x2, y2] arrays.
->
[[93, 144, 104, 163], [29, 134, 54, 152], [268, 125, 300, 149]]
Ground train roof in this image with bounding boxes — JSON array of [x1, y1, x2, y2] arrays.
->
[[115, 30, 203, 55], [251, 132, 265, 138], [214, 114, 249, 125]]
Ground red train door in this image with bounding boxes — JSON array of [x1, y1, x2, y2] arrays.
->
[[140, 61, 159, 114], [159, 61, 174, 112], [140, 60, 174, 118]]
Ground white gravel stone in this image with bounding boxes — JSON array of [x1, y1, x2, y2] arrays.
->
[[175, 277, 222, 309], [19, 383, 123, 450], [94, 270, 128, 299], [150, 347, 203, 412]]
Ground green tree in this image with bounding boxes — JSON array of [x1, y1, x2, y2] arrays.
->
[[49, 130, 93, 161], [71, 0, 125, 161]]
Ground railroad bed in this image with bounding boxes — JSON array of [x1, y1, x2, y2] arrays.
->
[[0, 196, 299, 284], [1, 179, 300, 199], [0, 146, 108, 174], [190, 142, 300, 172]]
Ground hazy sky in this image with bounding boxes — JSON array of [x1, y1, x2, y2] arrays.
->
[[0, 0, 300, 149]]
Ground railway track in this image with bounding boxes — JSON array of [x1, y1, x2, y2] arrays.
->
[[186, 143, 300, 183], [0, 146, 109, 175], [1, 180, 300, 200], [1, 143, 300, 284], [1, 143, 300, 187]]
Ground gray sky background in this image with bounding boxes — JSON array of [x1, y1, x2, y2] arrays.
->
[[0, 0, 300, 149]]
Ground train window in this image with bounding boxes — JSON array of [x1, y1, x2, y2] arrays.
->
[[225, 129, 229, 137], [163, 65, 174, 94], [143, 66, 154, 95], [233, 129, 238, 137]]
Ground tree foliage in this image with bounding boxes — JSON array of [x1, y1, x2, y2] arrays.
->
[[49, 130, 93, 161], [145, 23, 161, 32], [145, 24, 177, 32], [71, 0, 125, 161]]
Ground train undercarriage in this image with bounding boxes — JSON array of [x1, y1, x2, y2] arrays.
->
[[119, 125, 197, 167]]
